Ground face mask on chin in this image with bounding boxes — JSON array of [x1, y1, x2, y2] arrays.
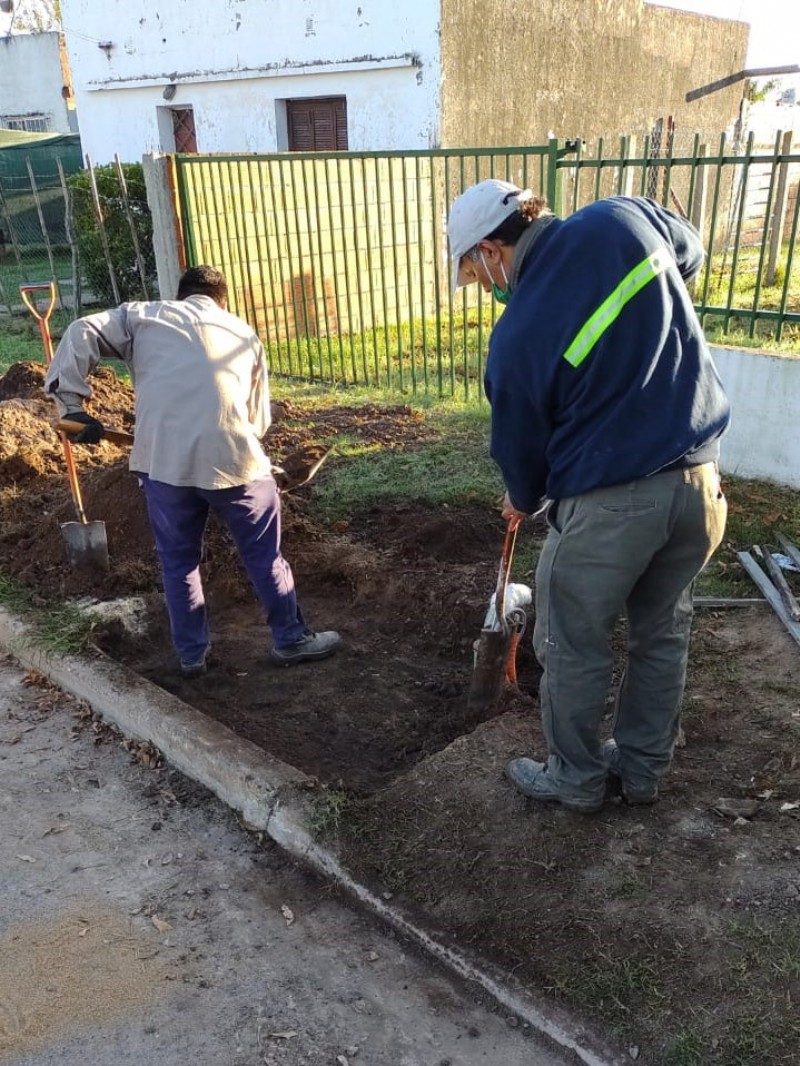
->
[[479, 251, 511, 305]]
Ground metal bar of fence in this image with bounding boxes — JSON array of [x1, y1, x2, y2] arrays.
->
[[246, 160, 273, 355], [322, 157, 346, 382], [265, 159, 295, 377], [348, 153, 368, 384], [372, 157, 391, 388], [335, 157, 358, 385], [431, 155, 444, 399], [286, 156, 313, 366], [360, 155, 379, 385], [415, 153, 429, 393], [388, 156, 404, 393], [309, 156, 335, 382], [776, 170, 800, 343], [697, 133, 727, 326], [401, 156, 417, 394], [723, 131, 754, 333], [749, 131, 782, 338]]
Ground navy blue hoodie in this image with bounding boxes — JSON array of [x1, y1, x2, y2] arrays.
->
[[484, 197, 730, 512]]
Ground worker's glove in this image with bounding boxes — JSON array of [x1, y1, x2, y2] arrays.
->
[[63, 410, 104, 444]]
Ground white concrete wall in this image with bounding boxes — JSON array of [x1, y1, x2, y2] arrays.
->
[[61, 0, 441, 161], [0, 32, 72, 133], [712, 346, 800, 489]]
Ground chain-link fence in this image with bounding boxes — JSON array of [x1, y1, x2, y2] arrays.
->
[[0, 133, 158, 319]]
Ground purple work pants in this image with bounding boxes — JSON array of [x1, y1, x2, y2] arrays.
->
[[138, 473, 306, 664]]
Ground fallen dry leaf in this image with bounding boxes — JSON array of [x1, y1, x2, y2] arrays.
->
[[280, 904, 295, 926], [151, 915, 172, 933]]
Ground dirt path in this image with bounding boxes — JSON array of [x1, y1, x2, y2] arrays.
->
[[0, 656, 576, 1066]]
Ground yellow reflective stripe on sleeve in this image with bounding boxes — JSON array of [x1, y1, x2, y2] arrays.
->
[[562, 251, 668, 368]]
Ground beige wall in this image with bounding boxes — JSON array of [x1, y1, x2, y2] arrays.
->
[[440, 0, 749, 149]]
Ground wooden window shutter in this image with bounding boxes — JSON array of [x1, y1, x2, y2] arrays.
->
[[287, 97, 348, 151]]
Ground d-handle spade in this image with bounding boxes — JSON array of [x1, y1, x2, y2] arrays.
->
[[467, 515, 521, 714], [19, 282, 109, 570], [60, 434, 110, 571]]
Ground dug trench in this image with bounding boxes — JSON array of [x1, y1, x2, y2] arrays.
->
[[0, 361, 540, 792], [2, 361, 799, 1064]]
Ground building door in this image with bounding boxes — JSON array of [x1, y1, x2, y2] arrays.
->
[[171, 107, 197, 153], [287, 97, 348, 151]]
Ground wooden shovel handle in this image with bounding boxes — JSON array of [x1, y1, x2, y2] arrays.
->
[[494, 516, 521, 633], [57, 419, 135, 446]]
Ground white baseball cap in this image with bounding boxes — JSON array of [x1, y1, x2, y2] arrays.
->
[[447, 179, 533, 293]]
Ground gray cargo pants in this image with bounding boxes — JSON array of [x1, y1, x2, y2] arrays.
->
[[533, 462, 727, 800]]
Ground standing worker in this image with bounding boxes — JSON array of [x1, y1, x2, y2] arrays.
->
[[448, 181, 729, 813], [44, 265, 341, 676]]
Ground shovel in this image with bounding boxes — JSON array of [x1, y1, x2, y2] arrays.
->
[[58, 418, 135, 446], [467, 515, 522, 714], [20, 282, 110, 571]]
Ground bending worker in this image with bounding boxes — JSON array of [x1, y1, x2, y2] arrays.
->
[[448, 181, 729, 813], [44, 265, 341, 676]]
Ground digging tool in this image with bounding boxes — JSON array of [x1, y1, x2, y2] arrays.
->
[[275, 445, 334, 495], [468, 515, 522, 714], [57, 418, 135, 446], [20, 282, 110, 570]]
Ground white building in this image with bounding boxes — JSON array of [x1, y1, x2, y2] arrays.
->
[[0, 30, 77, 134], [60, 0, 440, 162]]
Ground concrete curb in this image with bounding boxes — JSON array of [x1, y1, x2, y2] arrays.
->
[[0, 605, 626, 1066]]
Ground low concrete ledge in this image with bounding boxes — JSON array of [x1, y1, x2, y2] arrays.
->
[[0, 604, 625, 1066], [0, 606, 306, 829]]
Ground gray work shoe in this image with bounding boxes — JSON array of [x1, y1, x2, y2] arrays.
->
[[504, 758, 605, 814], [270, 630, 341, 666], [603, 740, 659, 805], [180, 646, 210, 679]]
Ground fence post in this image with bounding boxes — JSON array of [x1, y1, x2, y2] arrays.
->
[[114, 154, 151, 299], [25, 157, 62, 309], [546, 138, 565, 214], [621, 136, 637, 197], [766, 130, 793, 286], [0, 177, 26, 280], [56, 157, 82, 317], [85, 154, 122, 305], [142, 153, 183, 300]]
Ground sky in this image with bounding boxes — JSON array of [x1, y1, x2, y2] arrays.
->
[[654, 0, 799, 68]]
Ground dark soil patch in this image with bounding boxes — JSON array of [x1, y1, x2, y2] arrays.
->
[[4, 359, 798, 1063], [335, 610, 800, 1065], [0, 361, 536, 788]]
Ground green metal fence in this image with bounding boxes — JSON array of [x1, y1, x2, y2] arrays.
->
[[175, 143, 566, 398], [174, 133, 800, 398], [563, 131, 800, 344]]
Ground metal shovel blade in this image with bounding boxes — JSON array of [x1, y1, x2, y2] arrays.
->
[[61, 520, 110, 571], [468, 627, 514, 714]]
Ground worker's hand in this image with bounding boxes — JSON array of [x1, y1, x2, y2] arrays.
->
[[501, 491, 527, 529], [63, 411, 104, 444]]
